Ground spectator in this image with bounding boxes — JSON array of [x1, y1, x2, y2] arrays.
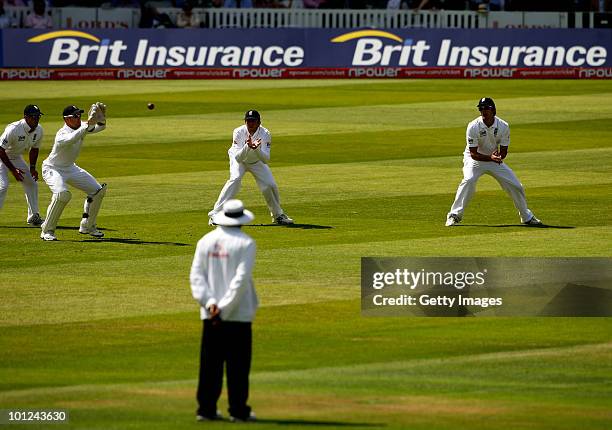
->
[[23, 0, 52, 29], [139, 2, 176, 28], [5, 0, 28, 6], [592, 0, 612, 11], [110, 0, 141, 7], [223, 0, 253, 7], [0, 0, 15, 29], [417, 0, 466, 10], [303, 0, 326, 8], [201, 0, 223, 7], [387, 0, 411, 9], [176, 1, 200, 27], [472, 0, 503, 11]]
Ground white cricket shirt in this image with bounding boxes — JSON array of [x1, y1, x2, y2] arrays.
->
[[0, 119, 43, 159], [464, 116, 510, 159], [230, 125, 272, 164], [190, 226, 259, 322], [45, 122, 105, 168]]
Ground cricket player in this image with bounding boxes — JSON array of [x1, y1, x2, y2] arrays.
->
[[191, 199, 258, 423], [208, 110, 294, 226], [446, 97, 542, 227], [0, 104, 44, 226], [40, 103, 108, 241]]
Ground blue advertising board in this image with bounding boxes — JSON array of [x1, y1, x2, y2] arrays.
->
[[1, 28, 610, 79], [2, 28, 610, 69]]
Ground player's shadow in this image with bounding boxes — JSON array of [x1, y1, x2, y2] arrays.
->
[[247, 223, 333, 230], [56, 225, 118, 232], [77, 237, 190, 246], [456, 224, 575, 229], [246, 418, 382, 427]]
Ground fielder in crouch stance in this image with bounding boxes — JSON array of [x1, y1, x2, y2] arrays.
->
[[40, 103, 108, 241], [446, 97, 542, 227], [208, 110, 293, 226], [0, 104, 45, 226]]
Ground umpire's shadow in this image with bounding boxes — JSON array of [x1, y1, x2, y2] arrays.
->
[[247, 223, 333, 230], [456, 223, 575, 229], [245, 418, 382, 427]]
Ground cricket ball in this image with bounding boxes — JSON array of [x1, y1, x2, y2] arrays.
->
[[147, 103, 155, 110]]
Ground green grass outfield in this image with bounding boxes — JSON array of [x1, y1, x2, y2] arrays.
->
[[0, 79, 611, 429]]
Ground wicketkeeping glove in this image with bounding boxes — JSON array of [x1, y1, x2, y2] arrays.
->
[[94, 101, 107, 125], [87, 103, 98, 121]]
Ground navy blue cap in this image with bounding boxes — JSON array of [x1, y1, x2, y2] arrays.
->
[[63, 105, 84, 117], [477, 97, 496, 109], [24, 104, 43, 117], [244, 110, 260, 121]]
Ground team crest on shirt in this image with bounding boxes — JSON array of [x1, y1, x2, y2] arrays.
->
[[33, 134, 37, 141], [494, 128, 498, 136], [18, 136, 25, 141], [479, 130, 487, 137]]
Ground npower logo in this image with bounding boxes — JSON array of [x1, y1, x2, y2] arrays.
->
[[331, 29, 608, 67], [28, 30, 305, 67]]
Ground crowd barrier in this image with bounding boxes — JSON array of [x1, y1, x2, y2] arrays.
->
[[3, 6, 604, 29]]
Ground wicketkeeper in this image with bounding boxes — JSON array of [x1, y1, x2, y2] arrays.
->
[[40, 103, 108, 241]]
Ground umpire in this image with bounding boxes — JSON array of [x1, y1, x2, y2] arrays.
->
[[190, 199, 258, 422]]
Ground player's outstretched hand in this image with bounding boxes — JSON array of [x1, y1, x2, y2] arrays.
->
[[491, 151, 503, 164]]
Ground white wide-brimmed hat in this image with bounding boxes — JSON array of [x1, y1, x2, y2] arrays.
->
[[213, 199, 255, 227]]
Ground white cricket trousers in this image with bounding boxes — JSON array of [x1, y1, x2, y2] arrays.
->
[[41, 162, 101, 195], [210, 156, 283, 218], [0, 156, 39, 219], [448, 158, 534, 223]]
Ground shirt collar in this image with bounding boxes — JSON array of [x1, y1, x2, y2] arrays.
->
[[20, 119, 34, 134], [478, 116, 497, 129]]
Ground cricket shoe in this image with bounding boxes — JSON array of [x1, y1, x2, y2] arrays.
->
[[274, 213, 294, 225], [27, 213, 44, 227], [196, 410, 223, 422], [208, 217, 216, 226], [524, 216, 543, 226], [79, 224, 105, 238], [40, 230, 57, 241], [229, 411, 256, 423], [445, 214, 460, 227]]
